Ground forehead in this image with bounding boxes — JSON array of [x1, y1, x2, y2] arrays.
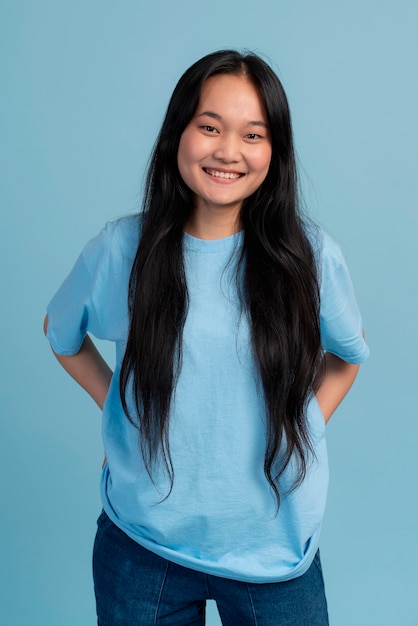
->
[[196, 74, 267, 120]]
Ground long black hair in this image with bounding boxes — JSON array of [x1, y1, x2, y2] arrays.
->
[[120, 50, 323, 506]]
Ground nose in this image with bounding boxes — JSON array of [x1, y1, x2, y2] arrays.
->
[[213, 133, 241, 163]]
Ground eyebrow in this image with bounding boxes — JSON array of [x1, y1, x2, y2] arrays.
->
[[196, 110, 269, 128]]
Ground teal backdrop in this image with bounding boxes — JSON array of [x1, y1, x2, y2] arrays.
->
[[1, 1, 417, 624]]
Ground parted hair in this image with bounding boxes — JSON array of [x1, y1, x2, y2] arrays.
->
[[120, 50, 323, 507]]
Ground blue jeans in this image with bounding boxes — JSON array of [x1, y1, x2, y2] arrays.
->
[[93, 511, 329, 625]]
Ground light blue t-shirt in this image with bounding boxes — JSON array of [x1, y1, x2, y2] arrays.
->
[[47, 215, 369, 583]]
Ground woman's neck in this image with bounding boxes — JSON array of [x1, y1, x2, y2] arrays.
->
[[185, 207, 242, 240]]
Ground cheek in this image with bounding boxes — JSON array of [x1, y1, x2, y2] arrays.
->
[[178, 130, 201, 173], [247, 139, 271, 165], [177, 138, 190, 188], [262, 146, 273, 171], [177, 132, 203, 192], [252, 146, 272, 178], [177, 135, 188, 177]]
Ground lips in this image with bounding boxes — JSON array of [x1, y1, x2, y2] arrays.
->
[[203, 167, 243, 180]]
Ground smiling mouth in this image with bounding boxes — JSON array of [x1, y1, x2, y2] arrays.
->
[[203, 168, 243, 180]]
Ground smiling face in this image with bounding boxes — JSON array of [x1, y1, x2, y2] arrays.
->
[[177, 73, 272, 232]]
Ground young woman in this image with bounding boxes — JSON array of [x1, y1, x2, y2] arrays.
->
[[45, 50, 369, 625]]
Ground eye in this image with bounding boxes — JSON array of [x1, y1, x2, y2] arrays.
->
[[201, 125, 219, 134], [245, 133, 262, 140]]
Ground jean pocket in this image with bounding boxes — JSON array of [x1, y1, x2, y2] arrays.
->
[[96, 510, 114, 533], [94, 510, 114, 555], [312, 549, 324, 576]]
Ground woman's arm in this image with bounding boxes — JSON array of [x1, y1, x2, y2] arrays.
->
[[315, 351, 360, 424], [44, 315, 113, 410]]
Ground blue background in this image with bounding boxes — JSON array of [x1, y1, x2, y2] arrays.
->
[[1, 1, 417, 624]]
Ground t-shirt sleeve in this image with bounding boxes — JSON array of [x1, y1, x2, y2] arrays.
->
[[319, 232, 369, 364], [46, 223, 115, 355]]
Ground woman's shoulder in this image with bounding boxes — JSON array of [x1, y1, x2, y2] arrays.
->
[[304, 221, 345, 266], [102, 213, 141, 250], [82, 213, 141, 266]]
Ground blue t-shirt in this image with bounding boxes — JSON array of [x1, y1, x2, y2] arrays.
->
[[47, 215, 369, 583]]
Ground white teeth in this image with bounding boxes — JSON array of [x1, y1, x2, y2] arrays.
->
[[205, 168, 241, 180]]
